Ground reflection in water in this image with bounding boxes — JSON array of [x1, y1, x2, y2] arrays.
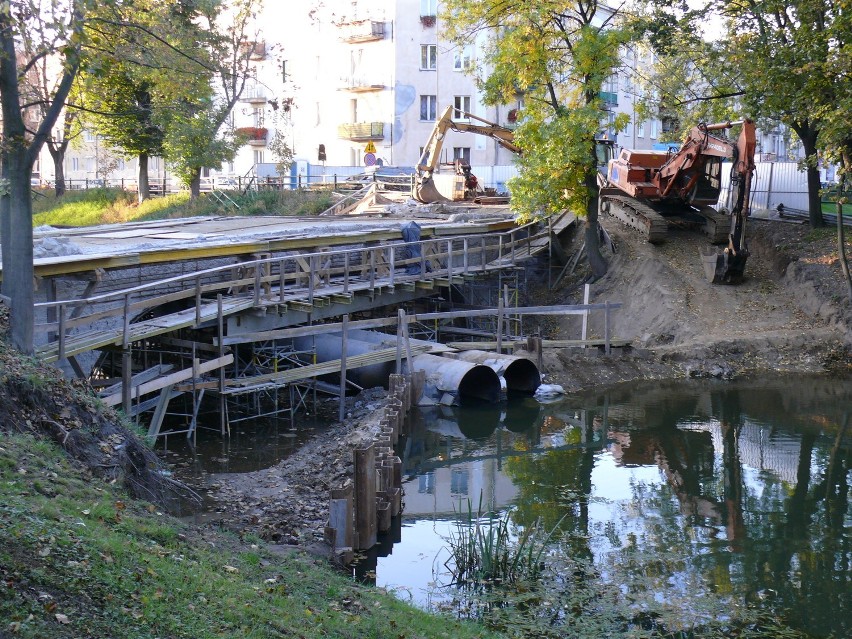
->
[[380, 375, 852, 637]]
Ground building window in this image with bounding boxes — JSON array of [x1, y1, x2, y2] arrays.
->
[[253, 107, 265, 128], [453, 147, 471, 164], [637, 121, 645, 138], [420, 95, 437, 121], [650, 119, 658, 139], [420, 44, 437, 70], [453, 96, 471, 119], [71, 157, 79, 171], [453, 46, 473, 70], [450, 468, 469, 497], [420, 0, 437, 17], [253, 150, 265, 164], [418, 472, 435, 494]]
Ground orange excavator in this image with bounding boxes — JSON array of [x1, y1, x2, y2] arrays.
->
[[599, 119, 756, 283]]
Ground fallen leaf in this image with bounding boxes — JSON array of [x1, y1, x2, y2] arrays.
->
[[55, 613, 70, 624], [223, 565, 239, 573]]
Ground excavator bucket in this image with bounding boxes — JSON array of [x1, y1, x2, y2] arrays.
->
[[701, 248, 749, 284], [413, 177, 447, 204]]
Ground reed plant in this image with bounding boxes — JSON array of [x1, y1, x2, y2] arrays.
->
[[444, 496, 561, 586]]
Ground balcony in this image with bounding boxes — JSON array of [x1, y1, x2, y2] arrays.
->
[[236, 127, 268, 146], [338, 20, 385, 43], [340, 77, 385, 93], [241, 87, 267, 104], [599, 91, 618, 109], [337, 122, 384, 141], [239, 40, 266, 61]]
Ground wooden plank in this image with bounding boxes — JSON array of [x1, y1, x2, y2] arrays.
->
[[101, 354, 234, 406], [444, 338, 631, 350], [223, 344, 429, 389]]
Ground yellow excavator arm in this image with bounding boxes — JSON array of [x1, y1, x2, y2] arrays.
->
[[413, 105, 520, 203]]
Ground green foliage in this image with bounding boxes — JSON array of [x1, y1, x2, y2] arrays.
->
[[80, 0, 215, 172], [509, 104, 603, 222], [31, 187, 339, 228], [267, 129, 295, 175], [442, 1, 633, 223]]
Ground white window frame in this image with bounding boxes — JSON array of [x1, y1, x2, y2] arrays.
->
[[420, 0, 437, 17], [420, 44, 437, 70], [637, 121, 645, 138], [453, 96, 471, 119], [453, 45, 473, 71], [650, 119, 658, 139], [453, 147, 471, 164], [420, 95, 437, 121]]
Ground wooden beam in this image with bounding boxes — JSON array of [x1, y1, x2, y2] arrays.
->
[[101, 354, 234, 407]]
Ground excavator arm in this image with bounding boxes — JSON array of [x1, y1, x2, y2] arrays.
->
[[413, 106, 520, 203], [699, 120, 757, 283]]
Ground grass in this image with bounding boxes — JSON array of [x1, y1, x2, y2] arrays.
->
[[31, 187, 337, 228], [0, 431, 504, 639]]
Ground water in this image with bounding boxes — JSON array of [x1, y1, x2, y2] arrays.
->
[[158, 376, 851, 635], [375, 376, 851, 636]]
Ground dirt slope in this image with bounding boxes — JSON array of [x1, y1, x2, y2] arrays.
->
[[538, 217, 852, 390]]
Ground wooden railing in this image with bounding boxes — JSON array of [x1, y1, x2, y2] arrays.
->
[[32, 219, 551, 363]]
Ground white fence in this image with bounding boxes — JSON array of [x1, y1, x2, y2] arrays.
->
[[719, 161, 812, 212]]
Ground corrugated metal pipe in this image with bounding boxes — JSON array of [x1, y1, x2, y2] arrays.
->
[[444, 350, 541, 394], [292, 332, 502, 404]]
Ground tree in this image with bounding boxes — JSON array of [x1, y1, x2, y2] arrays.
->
[[818, 3, 852, 303], [723, 0, 833, 228], [164, 0, 261, 199], [1, 0, 86, 353], [646, 1, 831, 228], [442, 1, 631, 278], [81, 0, 214, 201]]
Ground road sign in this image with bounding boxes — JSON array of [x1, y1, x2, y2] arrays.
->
[[364, 152, 377, 166], [364, 141, 377, 154]]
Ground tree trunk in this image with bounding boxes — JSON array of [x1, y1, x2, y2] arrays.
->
[[0, 153, 35, 354], [189, 166, 202, 200], [138, 152, 150, 202], [798, 126, 825, 228], [837, 157, 852, 304], [0, 25, 34, 353], [47, 144, 67, 197]]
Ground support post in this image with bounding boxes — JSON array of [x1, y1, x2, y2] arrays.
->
[[496, 296, 504, 354], [121, 293, 131, 415], [604, 300, 611, 355], [354, 444, 377, 550], [218, 294, 227, 436], [339, 314, 349, 422], [581, 283, 591, 343]]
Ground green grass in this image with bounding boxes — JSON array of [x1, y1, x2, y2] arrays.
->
[[820, 200, 852, 215], [31, 187, 337, 228], [0, 431, 503, 639]]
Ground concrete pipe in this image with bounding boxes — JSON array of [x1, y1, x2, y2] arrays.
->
[[410, 353, 501, 405], [449, 350, 541, 394]]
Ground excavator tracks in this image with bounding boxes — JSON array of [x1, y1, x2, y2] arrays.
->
[[601, 193, 669, 244], [695, 206, 733, 245]]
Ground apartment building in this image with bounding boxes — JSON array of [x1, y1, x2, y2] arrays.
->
[[56, 1, 803, 187]]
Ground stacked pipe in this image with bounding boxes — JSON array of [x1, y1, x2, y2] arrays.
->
[[325, 371, 424, 562]]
